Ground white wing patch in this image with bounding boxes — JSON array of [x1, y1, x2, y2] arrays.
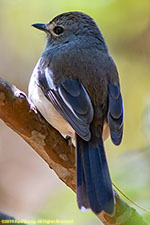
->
[[45, 67, 56, 91], [58, 87, 82, 122]]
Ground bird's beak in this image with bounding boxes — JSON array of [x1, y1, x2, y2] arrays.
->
[[32, 23, 48, 32]]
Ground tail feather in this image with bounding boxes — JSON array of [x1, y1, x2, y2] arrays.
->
[[77, 142, 89, 210], [81, 141, 103, 213], [76, 135, 114, 214]]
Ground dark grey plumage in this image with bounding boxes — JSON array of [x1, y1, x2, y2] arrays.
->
[[29, 11, 124, 215]]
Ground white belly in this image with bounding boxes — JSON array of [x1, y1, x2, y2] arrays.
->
[[29, 83, 75, 139]]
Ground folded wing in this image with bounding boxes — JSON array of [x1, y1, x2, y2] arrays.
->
[[107, 83, 124, 145], [37, 66, 94, 141]]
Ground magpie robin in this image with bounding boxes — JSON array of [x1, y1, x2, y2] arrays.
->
[[28, 11, 124, 215]]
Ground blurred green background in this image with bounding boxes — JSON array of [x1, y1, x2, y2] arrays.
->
[[0, 0, 150, 224]]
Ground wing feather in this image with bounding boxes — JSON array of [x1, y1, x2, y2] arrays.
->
[[107, 83, 124, 145], [37, 67, 94, 141]]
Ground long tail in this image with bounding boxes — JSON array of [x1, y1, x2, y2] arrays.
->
[[76, 135, 114, 214]]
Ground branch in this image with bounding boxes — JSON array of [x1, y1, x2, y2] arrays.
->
[[0, 78, 147, 225]]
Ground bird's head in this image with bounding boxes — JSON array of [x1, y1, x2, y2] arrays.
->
[[32, 11, 106, 47]]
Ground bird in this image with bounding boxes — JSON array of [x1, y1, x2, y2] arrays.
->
[[28, 11, 124, 215]]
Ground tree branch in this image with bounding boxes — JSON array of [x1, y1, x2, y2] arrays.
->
[[0, 78, 147, 225]]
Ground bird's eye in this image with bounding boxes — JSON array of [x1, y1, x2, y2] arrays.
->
[[53, 26, 64, 35]]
